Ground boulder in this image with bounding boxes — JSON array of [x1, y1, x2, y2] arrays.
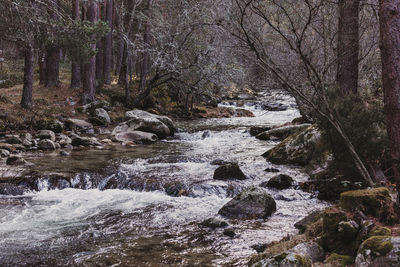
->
[[210, 159, 237, 166], [250, 126, 272, 136], [113, 117, 170, 139], [91, 108, 111, 125], [261, 103, 289, 111], [0, 183, 26, 196], [37, 130, 56, 142], [294, 210, 323, 233], [0, 149, 10, 158], [325, 253, 354, 267], [251, 242, 324, 267], [235, 108, 255, 117], [65, 119, 94, 134], [125, 109, 175, 135], [261, 174, 294, 189], [0, 143, 13, 151], [340, 187, 396, 223], [213, 163, 247, 180], [5, 135, 22, 144], [71, 136, 102, 147], [264, 167, 280, 173], [200, 218, 229, 229], [218, 186, 276, 219], [57, 134, 72, 147], [263, 125, 328, 166], [22, 139, 33, 147], [36, 119, 64, 133], [38, 139, 56, 150], [82, 100, 111, 112], [114, 131, 158, 144], [223, 228, 236, 237], [256, 124, 311, 141], [355, 236, 400, 267], [6, 155, 28, 166]]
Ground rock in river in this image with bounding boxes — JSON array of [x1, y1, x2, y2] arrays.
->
[[125, 109, 175, 135], [6, 155, 28, 166], [0, 183, 26, 196], [114, 131, 158, 144], [213, 163, 247, 180], [37, 130, 56, 142], [39, 139, 57, 150], [218, 186, 276, 219], [260, 174, 294, 190]]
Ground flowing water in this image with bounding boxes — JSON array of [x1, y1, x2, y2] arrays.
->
[[0, 92, 328, 266]]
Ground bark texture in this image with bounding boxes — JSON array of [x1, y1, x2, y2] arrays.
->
[[38, 51, 46, 85], [96, 1, 104, 86], [103, 0, 113, 84], [71, 0, 81, 89], [337, 0, 360, 95], [380, 0, 400, 193], [82, 0, 98, 104], [138, 0, 153, 92], [45, 0, 60, 88], [21, 44, 34, 109]]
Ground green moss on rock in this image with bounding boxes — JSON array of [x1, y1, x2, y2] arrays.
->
[[359, 236, 393, 258], [368, 226, 392, 238], [325, 253, 354, 266], [294, 254, 311, 267]]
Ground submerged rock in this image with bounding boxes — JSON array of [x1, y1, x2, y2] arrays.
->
[[213, 163, 247, 180], [261, 174, 294, 189], [261, 103, 289, 111], [200, 218, 228, 229], [6, 155, 28, 166], [210, 159, 236, 166], [0, 183, 26, 195], [264, 167, 280, 173], [114, 131, 158, 144], [71, 136, 102, 147], [223, 228, 236, 237], [250, 126, 272, 136], [218, 186, 276, 219], [256, 124, 311, 141]]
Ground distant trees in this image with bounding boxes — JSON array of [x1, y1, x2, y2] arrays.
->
[[71, 0, 82, 89]]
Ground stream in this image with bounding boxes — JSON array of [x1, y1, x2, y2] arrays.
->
[[0, 92, 328, 266]]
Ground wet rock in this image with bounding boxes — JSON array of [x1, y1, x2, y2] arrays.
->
[[338, 220, 359, 241], [39, 139, 56, 150], [125, 109, 175, 135], [294, 210, 323, 233], [20, 133, 32, 141], [256, 124, 311, 141], [13, 144, 25, 151], [114, 131, 158, 144], [37, 130, 56, 142], [223, 228, 236, 237], [6, 155, 28, 166], [251, 243, 268, 253], [235, 108, 255, 117], [71, 136, 102, 147], [261, 103, 289, 111], [200, 218, 228, 229], [250, 126, 272, 136], [0, 143, 13, 151], [213, 163, 247, 181], [263, 125, 328, 166], [5, 135, 22, 144], [164, 181, 189, 197], [60, 150, 70, 156], [36, 119, 64, 133], [91, 108, 111, 125], [201, 130, 211, 139], [210, 159, 237, 166], [325, 253, 354, 266], [57, 134, 72, 147], [218, 186, 276, 219], [261, 174, 294, 190], [340, 187, 396, 223], [0, 149, 10, 158], [264, 167, 280, 173], [0, 183, 26, 195], [355, 236, 399, 267], [22, 139, 33, 147], [65, 119, 94, 134]]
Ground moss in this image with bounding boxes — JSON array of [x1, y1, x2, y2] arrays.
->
[[325, 253, 354, 266], [274, 253, 287, 262], [340, 187, 392, 218], [294, 254, 311, 267], [361, 236, 393, 257], [305, 218, 323, 239], [368, 226, 392, 238]]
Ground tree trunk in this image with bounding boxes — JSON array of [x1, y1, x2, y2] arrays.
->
[[379, 0, 400, 196], [96, 2, 104, 87], [82, 0, 98, 104], [38, 50, 46, 85], [71, 0, 81, 89], [103, 0, 113, 84], [138, 0, 153, 92], [21, 44, 34, 109], [337, 0, 360, 95], [45, 0, 60, 88], [118, 41, 128, 86]]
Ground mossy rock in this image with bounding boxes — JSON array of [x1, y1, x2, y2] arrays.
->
[[355, 236, 400, 266], [358, 236, 393, 258], [368, 226, 392, 239], [340, 187, 396, 223], [325, 253, 354, 266]]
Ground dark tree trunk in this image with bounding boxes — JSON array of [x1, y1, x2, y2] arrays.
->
[[38, 50, 46, 85], [337, 0, 360, 95], [45, 0, 60, 88], [103, 0, 113, 84], [71, 0, 81, 89], [380, 0, 400, 197], [118, 41, 128, 86], [21, 44, 34, 109], [82, 0, 98, 104], [138, 0, 153, 92], [71, 0, 81, 88], [96, 2, 104, 86]]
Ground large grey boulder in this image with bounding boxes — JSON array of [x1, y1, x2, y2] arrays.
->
[[65, 119, 94, 134], [37, 130, 56, 142], [114, 131, 158, 144], [91, 108, 111, 125], [213, 163, 247, 180], [125, 109, 175, 135], [113, 116, 170, 139], [256, 124, 311, 141], [38, 139, 56, 150], [355, 236, 400, 267], [260, 174, 294, 190], [218, 186, 276, 219], [56, 134, 72, 147]]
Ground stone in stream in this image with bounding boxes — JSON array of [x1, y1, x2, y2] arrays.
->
[[256, 123, 311, 141], [37, 130, 56, 142], [0, 183, 26, 195], [210, 159, 237, 166], [71, 136, 102, 147], [261, 103, 289, 111], [38, 139, 57, 150], [0, 149, 10, 158], [218, 186, 276, 219], [213, 163, 247, 180], [264, 167, 280, 173], [249, 126, 272, 136], [200, 218, 229, 229], [223, 228, 236, 237], [201, 130, 211, 139], [114, 131, 158, 144], [65, 118, 94, 134], [90, 108, 111, 125], [260, 174, 294, 190], [355, 236, 400, 267], [125, 109, 176, 136], [6, 155, 28, 166]]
